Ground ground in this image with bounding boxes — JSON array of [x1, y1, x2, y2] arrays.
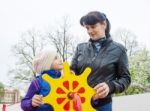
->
[[113, 93, 150, 111]]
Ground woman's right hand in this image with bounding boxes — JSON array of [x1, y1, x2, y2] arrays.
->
[[93, 82, 110, 100], [32, 94, 43, 107]]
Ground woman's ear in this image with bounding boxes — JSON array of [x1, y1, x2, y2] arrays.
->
[[102, 21, 107, 30]]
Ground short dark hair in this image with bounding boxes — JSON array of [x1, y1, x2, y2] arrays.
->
[[80, 11, 111, 38]]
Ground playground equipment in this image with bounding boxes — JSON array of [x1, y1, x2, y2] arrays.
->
[[2, 104, 6, 111], [42, 61, 96, 111]]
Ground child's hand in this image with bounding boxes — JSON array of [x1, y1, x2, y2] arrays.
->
[[32, 94, 43, 107], [70, 70, 75, 75]]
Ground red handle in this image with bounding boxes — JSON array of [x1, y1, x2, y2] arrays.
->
[[74, 93, 82, 111]]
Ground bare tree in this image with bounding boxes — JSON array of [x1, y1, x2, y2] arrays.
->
[[45, 16, 77, 61], [113, 28, 138, 56], [113, 28, 150, 95], [8, 16, 83, 88], [8, 29, 45, 83]]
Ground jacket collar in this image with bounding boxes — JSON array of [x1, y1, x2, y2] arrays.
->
[[89, 37, 112, 47], [42, 69, 61, 78]]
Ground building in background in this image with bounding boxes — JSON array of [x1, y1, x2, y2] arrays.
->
[[0, 89, 20, 104]]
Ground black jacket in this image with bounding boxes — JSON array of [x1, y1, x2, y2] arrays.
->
[[71, 37, 131, 107]]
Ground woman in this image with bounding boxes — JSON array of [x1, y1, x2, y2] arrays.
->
[[71, 11, 131, 111]]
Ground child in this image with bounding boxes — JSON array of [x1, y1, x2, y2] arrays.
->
[[21, 48, 63, 111]]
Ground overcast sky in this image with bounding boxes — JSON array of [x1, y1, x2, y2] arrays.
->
[[0, 0, 150, 85]]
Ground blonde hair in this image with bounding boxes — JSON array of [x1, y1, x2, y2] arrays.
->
[[32, 48, 57, 74]]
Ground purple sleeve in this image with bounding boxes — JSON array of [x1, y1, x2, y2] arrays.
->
[[21, 79, 40, 111], [91, 98, 99, 107]]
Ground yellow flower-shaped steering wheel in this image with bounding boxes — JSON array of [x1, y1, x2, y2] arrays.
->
[[42, 61, 96, 111]]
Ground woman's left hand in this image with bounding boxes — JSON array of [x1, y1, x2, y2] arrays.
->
[[93, 82, 110, 100]]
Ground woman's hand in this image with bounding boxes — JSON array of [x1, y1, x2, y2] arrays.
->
[[93, 82, 110, 100], [32, 94, 43, 107]]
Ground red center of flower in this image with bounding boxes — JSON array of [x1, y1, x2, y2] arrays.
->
[[67, 92, 74, 100]]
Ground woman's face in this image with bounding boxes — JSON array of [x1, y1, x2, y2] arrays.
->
[[51, 55, 63, 70], [84, 22, 106, 40]]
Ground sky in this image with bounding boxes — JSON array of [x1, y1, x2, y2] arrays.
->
[[0, 0, 150, 86]]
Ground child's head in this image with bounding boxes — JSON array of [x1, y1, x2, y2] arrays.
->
[[32, 48, 63, 74]]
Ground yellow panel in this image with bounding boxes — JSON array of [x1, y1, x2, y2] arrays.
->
[[42, 61, 96, 111]]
